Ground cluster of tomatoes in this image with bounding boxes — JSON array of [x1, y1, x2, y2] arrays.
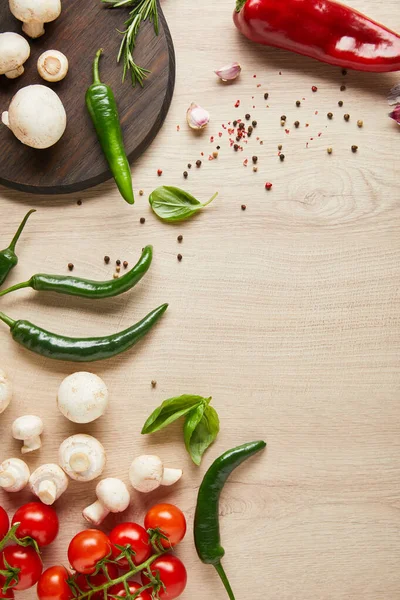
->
[[38, 503, 188, 600], [0, 502, 59, 598]]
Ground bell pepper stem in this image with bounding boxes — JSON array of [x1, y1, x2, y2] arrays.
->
[[93, 49, 104, 84], [0, 280, 31, 298], [0, 311, 16, 329], [235, 0, 246, 12], [214, 562, 236, 600], [8, 210, 36, 252]]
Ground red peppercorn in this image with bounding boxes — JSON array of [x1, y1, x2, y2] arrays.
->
[[312, 85, 318, 92], [265, 182, 273, 190], [157, 169, 162, 176]]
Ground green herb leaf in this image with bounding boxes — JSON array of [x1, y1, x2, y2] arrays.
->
[[141, 395, 208, 434], [149, 187, 218, 222], [184, 404, 220, 466]]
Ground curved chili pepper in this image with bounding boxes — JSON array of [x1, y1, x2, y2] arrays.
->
[[86, 49, 134, 204], [0, 210, 36, 287], [194, 440, 267, 600], [0, 245, 153, 300], [234, 0, 400, 72], [0, 304, 167, 362]]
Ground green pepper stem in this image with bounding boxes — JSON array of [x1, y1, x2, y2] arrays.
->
[[235, 0, 247, 11], [0, 311, 15, 329], [214, 562, 236, 600], [93, 49, 104, 84], [8, 210, 36, 252], [0, 280, 31, 298]]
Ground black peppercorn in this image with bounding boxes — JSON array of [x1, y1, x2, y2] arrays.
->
[[245, 113, 251, 120], [140, 217, 145, 224], [177, 235, 183, 243], [296, 100, 301, 107], [238, 122, 245, 130], [327, 112, 333, 119], [196, 159, 202, 167], [252, 156, 258, 164], [177, 254, 183, 262], [280, 115, 287, 121], [123, 261, 128, 269], [241, 204, 246, 211], [116, 259, 121, 266], [338, 100, 344, 107], [342, 69, 347, 76], [279, 154, 285, 162], [252, 120, 257, 127], [183, 171, 188, 178], [233, 120, 237, 126], [248, 125, 253, 134], [104, 256, 110, 264], [264, 92, 269, 100], [294, 121, 300, 128], [351, 145, 358, 153], [233, 144, 239, 151], [340, 84, 346, 91], [68, 263, 74, 271], [344, 113, 350, 121], [187, 163, 192, 169]]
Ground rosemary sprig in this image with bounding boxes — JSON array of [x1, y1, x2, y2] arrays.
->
[[102, 0, 159, 86]]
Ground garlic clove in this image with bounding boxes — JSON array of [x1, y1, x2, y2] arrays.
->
[[389, 105, 400, 125], [215, 62, 241, 82], [186, 103, 210, 130]]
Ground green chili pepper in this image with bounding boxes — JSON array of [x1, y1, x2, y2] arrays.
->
[[0, 210, 36, 287], [0, 303, 167, 362], [86, 49, 134, 205], [194, 440, 267, 600], [0, 245, 152, 300]]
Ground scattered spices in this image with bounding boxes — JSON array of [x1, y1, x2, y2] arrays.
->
[[327, 112, 333, 119], [252, 155, 258, 164], [212, 151, 218, 158], [236, 136, 241, 142], [243, 159, 248, 166], [234, 100, 240, 107], [265, 182, 273, 190], [140, 217, 146, 224], [312, 85, 318, 92], [188, 163, 192, 169], [357, 120, 363, 128], [234, 144, 239, 151], [116, 259, 121, 266], [77, 200, 82, 206], [340, 84, 346, 91], [177, 235, 183, 243], [113, 273, 119, 279], [196, 160, 202, 167], [176, 125, 180, 131], [247, 125, 253, 135], [238, 122, 245, 130], [233, 120, 238, 126], [351, 145, 358, 152], [139, 189, 144, 196], [104, 256, 110, 264], [253, 166, 258, 172], [294, 120, 300, 128], [338, 100, 344, 107], [279, 154, 285, 161], [116, 266, 121, 273], [68, 263, 74, 271], [183, 171, 188, 178], [296, 100, 301, 107], [344, 113, 350, 121], [252, 120, 257, 127], [123, 261, 128, 269], [177, 254, 183, 261], [264, 92, 269, 100], [241, 204, 246, 210], [157, 169, 163, 176], [151, 380, 157, 388], [216, 145, 220, 150], [245, 113, 251, 120], [278, 144, 282, 150], [342, 69, 347, 75], [280, 115, 287, 121], [327, 147, 333, 154], [281, 120, 286, 126]]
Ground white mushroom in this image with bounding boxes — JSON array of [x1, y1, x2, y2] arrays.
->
[[9, 0, 62, 39], [37, 50, 68, 82], [0, 458, 30, 492], [129, 455, 182, 493], [0, 369, 12, 415], [2, 85, 67, 149], [57, 372, 109, 424], [59, 434, 106, 482], [0, 32, 30, 79], [12, 415, 43, 454], [83, 478, 130, 525], [29, 464, 68, 505]]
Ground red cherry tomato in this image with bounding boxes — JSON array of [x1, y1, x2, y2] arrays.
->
[[109, 523, 151, 568], [74, 563, 118, 600], [37, 566, 72, 600], [12, 503, 59, 547], [0, 576, 14, 599], [0, 508, 9, 540], [67, 530, 111, 575], [141, 555, 187, 600], [109, 581, 152, 599], [0, 545, 42, 591], [144, 504, 187, 548]]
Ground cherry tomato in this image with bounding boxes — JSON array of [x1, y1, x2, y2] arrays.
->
[[0, 508, 9, 540], [141, 555, 187, 600], [37, 566, 72, 600], [74, 563, 118, 600], [144, 504, 186, 548], [109, 581, 152, 599], [0, 576, 14, 599], [67, 529, 111, 575], [109, 523, 151, 568], [0, 545, 42, 591], [12, 503, 59, 547]]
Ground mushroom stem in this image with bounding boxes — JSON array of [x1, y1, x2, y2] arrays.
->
[[38, 479, 57, 505], [161, 468, 183, 486], [2, 112, 10, 128], [0, 472, 15, 489], [21, 435, 41, 454], [69, 452, 91, 474], [82, 500, 110, 526], [22, 22, 45, 38], [5, 65, 24, 79]]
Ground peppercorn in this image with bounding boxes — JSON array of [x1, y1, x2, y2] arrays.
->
[[116, 259, 121, 266], [252, 156, 258, 164], [264, 93, 269, 100], [245, 113, 251, 120], [340, 85, 346, 91], [139, 189, 144, 196], [357, 120, 363, 128], [296, 100, 301, 107], [327, 147, 333, 154], [234, 144, 239, 151], [238, 122, 245, 130], [351, 145, 358, 153], [116, 266, 121, 273], [113, 273, 119, 279], [177, 235, 183, 243], [342, 69, 347, 76], [77, 200, 82, 206], [188, 163, 192, 169], [312, 85, 318, 92], [183, 171, 188, 178], [104, 256, 110, 264], [252, 120, 257, 127], [233, 120, 237, 126], [196, 160, 202, 167], [280, 115, 287, 121], [177, 254, 183, 262], [344, 113, 350, 121], [338, 100, 344, 107], [236, 136, 241, 142], [294, 121, 300, 128], [278, 144, 282, 151], [151, 380, 157, 388], [247, 125, 253, 134], [157, 169, 163, 176], [241, 204, 246, 210], [212, 151, 218, 159], [265, 182, 273, 190], [123, 261, 128, 269], [281, 120, 285, 127], [68, 263, 74, 271], [253, 166, 258, 172], [279, 154, 285, 162], [327, 112, 333, 119], [216, 145, 220, 150], [140, 217, 145, 224]]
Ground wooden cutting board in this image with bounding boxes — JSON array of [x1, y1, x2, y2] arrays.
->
[[0, 0, 175, 194]]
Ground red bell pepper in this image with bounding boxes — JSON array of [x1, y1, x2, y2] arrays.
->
[[234, 0, 400, 72]]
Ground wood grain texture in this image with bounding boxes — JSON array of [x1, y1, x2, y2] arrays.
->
[[0, 0, 175, 194], [0, 0, 400, 598]]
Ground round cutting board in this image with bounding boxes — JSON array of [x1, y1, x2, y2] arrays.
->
[[0, 1, 175, 194]]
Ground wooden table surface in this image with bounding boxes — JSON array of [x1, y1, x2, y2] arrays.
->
[[1, 1, 399, 598]]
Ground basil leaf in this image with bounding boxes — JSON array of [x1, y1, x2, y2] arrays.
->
[[141, 395, 207, 434], [149, 186, 218, 222], [184, 404, 220, 466]]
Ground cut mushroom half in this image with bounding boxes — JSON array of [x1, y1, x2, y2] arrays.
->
[[83, 478, 131, 525], [29, 464, 68, 505], [0, 458, 30, 492], [129, 455, 182, 493], [37, 50, 68, 82], [57, 372, 109, 424], [0, 32, 30, 79], [0, 369, 12, 415], [12, 415, 43, 454], [59, 434, 106, 482], [9, 0, 62, 39]]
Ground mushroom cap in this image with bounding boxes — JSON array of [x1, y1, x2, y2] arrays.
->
[[6, 85, 66, 149], [0, 32, 30, 75], [37, 49, 68, 82], [59, 434, 106, 482], [12, 415, 43, 440], [129, 455, 163, 493], [9, 0, 61, 24], [57, 372, 109, 424], [96, 478, 131, 512], [0, 369, 13, 414], [0, 458, 30, 492], [29, 463, 68, 501]]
